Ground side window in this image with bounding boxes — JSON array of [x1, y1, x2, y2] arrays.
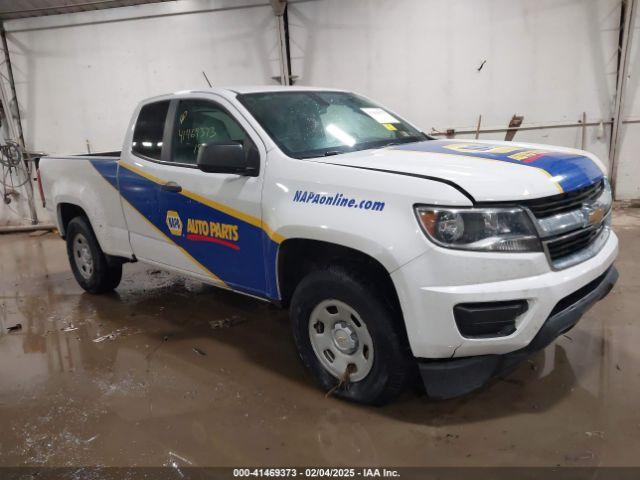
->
[[171, 99, 255, 165], [132, 101, 170, 160]]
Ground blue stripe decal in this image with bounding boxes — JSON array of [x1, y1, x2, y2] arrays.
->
[[91, 159, 280, 300], [392, 140, 604, 192], [89, 158, 119, 189]]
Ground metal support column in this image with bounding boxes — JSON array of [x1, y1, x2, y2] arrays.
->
[[0, 24, 25, 147], [271, 0, 291, 86], [610, 0, 636, 198], [0, 23, 38, 224]]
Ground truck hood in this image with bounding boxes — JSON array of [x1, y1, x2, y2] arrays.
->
[[310, 139, 605, 202]]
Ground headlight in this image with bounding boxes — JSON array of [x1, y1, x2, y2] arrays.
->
[[415, 206, 541, 252], [595, 178, 612, 213]]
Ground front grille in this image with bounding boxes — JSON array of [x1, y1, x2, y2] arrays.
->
[[546, 224, 604, 262], [522, 180, 604, 218]]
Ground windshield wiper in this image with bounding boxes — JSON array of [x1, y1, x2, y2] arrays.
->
[[382, 136, 426, 148], [323, 150, 342, 156]]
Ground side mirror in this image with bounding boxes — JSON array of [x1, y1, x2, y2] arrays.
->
[[196, 141, 258, 176]]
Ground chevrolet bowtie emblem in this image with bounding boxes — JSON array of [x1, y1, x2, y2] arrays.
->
[[583, 205, 604, 227], [589, 207, 604, 225]]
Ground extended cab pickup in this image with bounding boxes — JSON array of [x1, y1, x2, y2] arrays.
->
[[40, 86, 618, 404]]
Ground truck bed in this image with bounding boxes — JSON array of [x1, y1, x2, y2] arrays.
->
[[75, 151, 121, 157], [39, 152, 133, 259]]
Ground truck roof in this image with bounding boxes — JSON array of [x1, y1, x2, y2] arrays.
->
[[171, 85, 347, 96], [227, 85, 347, 94], [141, 85, 348, 105]]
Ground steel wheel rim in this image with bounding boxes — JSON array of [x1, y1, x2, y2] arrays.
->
[[73, 233, 94, 280], [308, 299, 374, 382]]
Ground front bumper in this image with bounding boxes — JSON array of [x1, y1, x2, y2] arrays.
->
[[391, 230, 618, 359], [417, 265, 618, 399]]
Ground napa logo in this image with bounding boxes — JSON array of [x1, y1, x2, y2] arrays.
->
[[165, 210, 183, 236], [443, 143, 549, 162]]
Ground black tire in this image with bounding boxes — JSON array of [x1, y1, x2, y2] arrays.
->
[[66, 216, 122, 293], [290, 266, 412, 405]]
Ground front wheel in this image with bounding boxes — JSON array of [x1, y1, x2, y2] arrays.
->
[[66, 216, 122, 293], [290, 266, 412, 405]]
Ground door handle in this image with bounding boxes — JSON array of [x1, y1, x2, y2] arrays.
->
[[161, 181, 182, 193]]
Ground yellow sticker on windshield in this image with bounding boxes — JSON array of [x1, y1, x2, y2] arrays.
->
[[382, 123, 397, 131]]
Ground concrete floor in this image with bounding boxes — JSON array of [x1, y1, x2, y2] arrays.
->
[[1, 209, 639, 468]]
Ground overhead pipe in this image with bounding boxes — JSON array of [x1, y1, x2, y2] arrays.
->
[[429, 119, 613, 137]]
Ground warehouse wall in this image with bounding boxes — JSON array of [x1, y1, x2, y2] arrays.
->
[[288, 0, 621, 169], [1, 0, 637, 226], [3, 0, 281, 155], [6, 0, 622, 161]]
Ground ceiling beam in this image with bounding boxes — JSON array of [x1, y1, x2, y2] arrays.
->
[[0, 0, 172, 20]]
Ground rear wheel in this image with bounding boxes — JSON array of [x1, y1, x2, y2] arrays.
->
[[66, 216, 122, 293], [290, 266, 412, 405]]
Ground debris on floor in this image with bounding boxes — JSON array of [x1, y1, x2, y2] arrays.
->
[[585, 431, 605, 439], [209, 315, 246, 330], [61, 324, 78, 332], [93, 333, 117, 343], [168, 451, 193, 465], [145, 335, 171, 361], [92, 327, 139, 343], [564, 450, 595, 462], [7, 323, 22, 332], [192, 347, 207, 356], [166, 451, 193, 478], [326, 363, 356, 398]]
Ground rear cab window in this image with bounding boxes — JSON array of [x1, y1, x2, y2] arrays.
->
[[132, 101, 170, 160]]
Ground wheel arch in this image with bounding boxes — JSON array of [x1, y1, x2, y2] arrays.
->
[[277, 238, 402, 316], [57, 202, 90, 238]]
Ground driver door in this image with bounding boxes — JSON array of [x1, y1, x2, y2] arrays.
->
[[156, 96, 268, 297]]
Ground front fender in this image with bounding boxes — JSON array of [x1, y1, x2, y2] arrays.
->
[[275, 225, 407, 274], [263, 153, 474, 275]]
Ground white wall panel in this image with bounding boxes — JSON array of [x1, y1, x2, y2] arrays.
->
[[289, 0, 620, 169], [2, 0, 637, 226], [4, 0, 281, 154]]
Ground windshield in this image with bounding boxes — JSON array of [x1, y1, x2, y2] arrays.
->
[[237, 91, 428, 159]]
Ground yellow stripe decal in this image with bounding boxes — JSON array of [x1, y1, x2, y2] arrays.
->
[[120, 161, 284, 243], [121, 195, 227, 286], [90, 160, 227, 286]]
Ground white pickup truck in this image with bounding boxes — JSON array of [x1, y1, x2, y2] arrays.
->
[[39, 86, 618, 404]]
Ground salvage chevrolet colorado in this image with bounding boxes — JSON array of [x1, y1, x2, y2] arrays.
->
[[39, 86, 618, 404]]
